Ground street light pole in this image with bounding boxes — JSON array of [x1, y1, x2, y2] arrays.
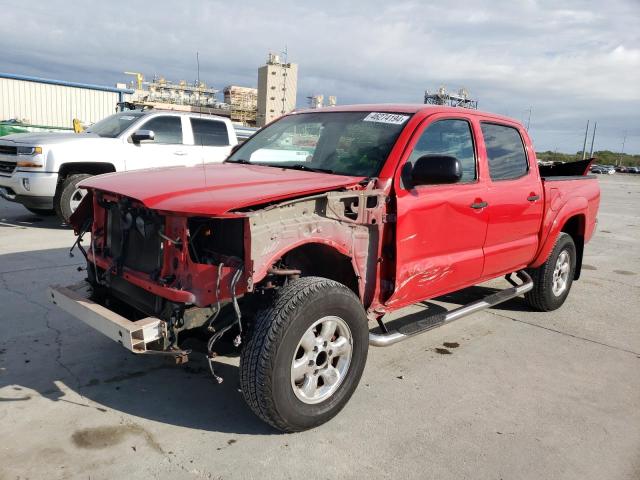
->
[[581, 120, 590, 160]]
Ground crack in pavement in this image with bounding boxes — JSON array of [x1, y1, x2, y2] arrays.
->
[[0, 270, 89, 404], [489, 310, 640, 356]]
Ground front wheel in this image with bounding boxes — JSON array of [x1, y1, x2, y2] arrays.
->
[[54, 173, 92, 223], [240, 277, 369, 432], [525, 233, 576, 311]]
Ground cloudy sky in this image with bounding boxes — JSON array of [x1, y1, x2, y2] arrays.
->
[[3, 0, 639, 153]]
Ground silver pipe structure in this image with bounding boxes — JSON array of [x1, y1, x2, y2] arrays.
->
[[369, 271, 533, 347]]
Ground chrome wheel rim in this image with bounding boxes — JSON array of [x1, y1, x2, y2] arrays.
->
[[291, 315, 353, 405], [69, 187, 86, 213], [552, 250, 570, 296]]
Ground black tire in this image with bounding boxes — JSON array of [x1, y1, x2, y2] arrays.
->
[[54, 173, 92, 223], [240, 277, 369, 432], [25, 207, 55, 216], [525, 233, 576, 311]]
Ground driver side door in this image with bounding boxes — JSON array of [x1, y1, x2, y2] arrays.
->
[[126, 115, 187, 170], [385, 116, 489, 309]]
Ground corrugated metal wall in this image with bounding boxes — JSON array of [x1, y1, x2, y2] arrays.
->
[[0, 77, 131, 129]]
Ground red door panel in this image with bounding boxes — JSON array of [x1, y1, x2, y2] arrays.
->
[[385, 115, 489, 309], [479, 122, 543, 277], [388, 183, 489, 308], [482, 176, 543, 276]]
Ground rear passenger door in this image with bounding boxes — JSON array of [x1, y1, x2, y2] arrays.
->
[[190, 117, 233, 163], [480, 122, 543, 277]]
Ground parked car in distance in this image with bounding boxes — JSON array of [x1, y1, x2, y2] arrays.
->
[[52, 104, 600, 432], [591, 165, 615, 174], [0, 110, 238, 221]]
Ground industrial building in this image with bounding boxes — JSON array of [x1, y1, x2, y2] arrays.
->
[[0, 72, 133, 130], [256, 53, 298, 127], [224, 85, 258, 125], [121, 73, 231, 117], [307, 94, 337, 109], [424, 86, 478, 109]]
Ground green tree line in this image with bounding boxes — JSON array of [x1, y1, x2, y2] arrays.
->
[[536, 150, 640, 166]]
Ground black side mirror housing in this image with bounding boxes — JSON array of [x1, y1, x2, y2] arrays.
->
[[408, 155, 462, 187], [131, 129, 155, 144]]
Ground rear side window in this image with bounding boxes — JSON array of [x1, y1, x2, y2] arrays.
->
[[407, 119, 476, 182], [481, 123, 528, 180], [142, 116, 183, 144], [191, 118, 230, 146]]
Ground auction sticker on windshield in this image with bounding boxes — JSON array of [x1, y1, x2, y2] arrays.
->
[[363, 112, 410, 125]]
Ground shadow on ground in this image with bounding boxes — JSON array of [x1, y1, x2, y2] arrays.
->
[[0, 242, 532, 436], [0, 210, 68, 230]]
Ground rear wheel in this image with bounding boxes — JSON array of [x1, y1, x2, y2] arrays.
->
[[54, 173, 92, 223], [525, 233, 576, 311], [239, 277, 368, 432]]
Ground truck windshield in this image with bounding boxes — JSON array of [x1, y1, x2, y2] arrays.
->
[[84, 111, 146, 138], [227, 111, 411, 177]]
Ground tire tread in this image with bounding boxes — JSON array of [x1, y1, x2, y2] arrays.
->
[[239, 276, 358, 432]]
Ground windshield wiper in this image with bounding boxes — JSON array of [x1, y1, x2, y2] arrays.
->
[[225, 158, 252, 164], [283, 164, 334, 174]]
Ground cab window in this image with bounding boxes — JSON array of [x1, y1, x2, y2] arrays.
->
[[191, 118, 230, 146], [481, 123, 528, 180], [141, 116, 183, 144], [407, 119, 476, 183]]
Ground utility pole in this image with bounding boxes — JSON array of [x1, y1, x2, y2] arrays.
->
[[581, 120, 590, 160], [619, 131, 627, 166], [588, 121, 597, 158]]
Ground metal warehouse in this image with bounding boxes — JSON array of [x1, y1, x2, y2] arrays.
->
[[0, 72, 133, 130]]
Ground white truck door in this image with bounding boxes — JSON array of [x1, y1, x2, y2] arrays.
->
[[190, 117, 233, 163], [127, 115, 187, 170]]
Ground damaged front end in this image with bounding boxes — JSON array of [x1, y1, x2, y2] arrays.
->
[[52, 181, 388, 379]]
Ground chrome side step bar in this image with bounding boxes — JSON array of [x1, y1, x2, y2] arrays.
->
[[369, 270, 533, 347]]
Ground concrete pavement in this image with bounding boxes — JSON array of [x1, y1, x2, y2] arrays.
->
[[1, 174, 639, 479]]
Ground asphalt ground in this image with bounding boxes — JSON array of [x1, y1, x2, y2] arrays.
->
[[1, 174, 638, 479]]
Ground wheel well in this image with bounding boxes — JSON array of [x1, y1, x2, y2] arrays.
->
[[281, 243, 359, 296], [561, 214, 585, 280], [58, 162, 116, 182]]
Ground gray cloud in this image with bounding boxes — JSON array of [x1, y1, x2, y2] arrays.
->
[[2, 0, 639, 153]]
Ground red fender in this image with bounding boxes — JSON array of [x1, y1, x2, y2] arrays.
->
[[529, 196, 587, 268]]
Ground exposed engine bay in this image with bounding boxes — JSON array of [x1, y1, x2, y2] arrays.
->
[[67, 183, 387, 381]]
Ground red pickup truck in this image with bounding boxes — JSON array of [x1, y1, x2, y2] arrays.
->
[[50, 104, 600, 432]]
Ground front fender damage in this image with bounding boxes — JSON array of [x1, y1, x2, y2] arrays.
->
[[245, 188, 387, 307]]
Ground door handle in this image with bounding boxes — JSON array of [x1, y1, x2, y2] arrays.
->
[[173, 151, 187, 156], [470, 201, 488, 209], [527, 194, 540, 202]]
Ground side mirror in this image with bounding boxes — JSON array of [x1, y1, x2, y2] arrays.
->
[[131, 129, 155, 144], [408, 155, 462, 187]]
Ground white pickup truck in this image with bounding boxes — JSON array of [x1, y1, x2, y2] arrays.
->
[[0, 109, 238, 221]]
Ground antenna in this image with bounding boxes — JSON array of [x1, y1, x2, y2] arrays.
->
[[281, 45, 288, 115], [526, 106, 532, 130]]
